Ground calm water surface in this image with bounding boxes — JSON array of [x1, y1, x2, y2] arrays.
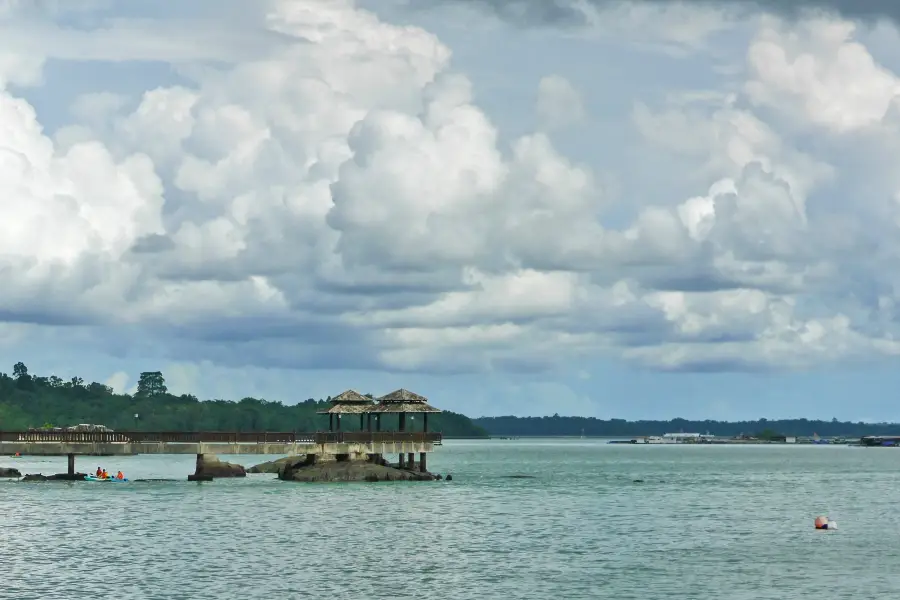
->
[[2, 440, 899, 599]]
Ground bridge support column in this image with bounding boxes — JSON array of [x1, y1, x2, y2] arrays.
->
[[407, 452, 414, 469], [398, 453, 405, 468], [419, 452, 427, 473], [67, 453, 75, 476]]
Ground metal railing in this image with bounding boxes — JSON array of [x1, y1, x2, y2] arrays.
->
[[0, 431, 298, 444], [0, 430, 442, 445], [313, 431, 442, 445]]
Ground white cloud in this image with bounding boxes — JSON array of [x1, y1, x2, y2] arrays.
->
[[104, 371, 129, 394], [745, 18, 900, 133], [2, 0, 900, 390], [536, 74, 585, 130]]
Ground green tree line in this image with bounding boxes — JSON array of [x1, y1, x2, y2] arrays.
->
[[0, 363, 488, 437], [473, 415, 900, 438]]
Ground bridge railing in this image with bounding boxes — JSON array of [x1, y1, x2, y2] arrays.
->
[[0, 431, 442, 444], [313, 432, 443, 445], [0, 431, 299, 444]]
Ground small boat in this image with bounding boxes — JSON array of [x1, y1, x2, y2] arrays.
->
[[85, 475, 128, 482]]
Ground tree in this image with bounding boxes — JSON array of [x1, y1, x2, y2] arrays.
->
[[13, 362, 32, 391], [88, 382, 113, 395], [136, 371, 168, 397], [754, 428, 784, 441], [13, 362, 28, 380]]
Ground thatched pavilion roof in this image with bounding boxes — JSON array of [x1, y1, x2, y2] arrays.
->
[[316, 390, 375, 414], [367, 389, 442, 414]]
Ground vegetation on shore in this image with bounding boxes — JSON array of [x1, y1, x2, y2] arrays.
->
[[0, 363, 488, 437], [1, 361, 893, 439], [473, 415, 900, 438]]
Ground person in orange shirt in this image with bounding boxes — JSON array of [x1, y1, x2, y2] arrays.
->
[[101, 469, 108, 479], [116, 471, 124, 480]]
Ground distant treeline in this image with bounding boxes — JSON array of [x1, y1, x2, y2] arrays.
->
[[0, 363, 489, 437], [473, 415, 900, 438]]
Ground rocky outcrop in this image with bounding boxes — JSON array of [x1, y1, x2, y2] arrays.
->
[[0, 467, 21, 477], [278, 458, 439, 483], [21, 473, 87, 481], [190, 453, 246, 479], [247, 456, 294, 474], [249, 454, 392, 474]]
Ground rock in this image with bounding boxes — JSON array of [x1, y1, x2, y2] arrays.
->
[[503, 475, 536, 479], [191, 453, 246, 479], [278, 459, 438, 483], [0, 467, 21, 477], [247, 456, 295, 474], [21, 473, 87, 481], [249, 453, 389, 474]]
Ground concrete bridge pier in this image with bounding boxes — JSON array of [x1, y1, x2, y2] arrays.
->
[[67, 453, 75, 476]]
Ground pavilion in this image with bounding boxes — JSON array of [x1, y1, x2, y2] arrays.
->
[[368, 388, 442, 471], [317, 388, 442, 473], [316, 390, 374, 431]]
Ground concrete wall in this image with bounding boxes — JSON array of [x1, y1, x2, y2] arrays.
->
[[0, 441, 435, 456]]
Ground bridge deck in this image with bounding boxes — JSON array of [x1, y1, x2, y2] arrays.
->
[[0, 431, 441, 456], [0, 431, 442, 445]]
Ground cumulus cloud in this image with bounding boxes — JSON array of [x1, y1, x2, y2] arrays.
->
[[3, 0, 900, 386], [745, 18, 900, 132]]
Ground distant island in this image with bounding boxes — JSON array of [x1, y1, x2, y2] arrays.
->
[[472, 415, 900, 438], [1, 363, 896, 440]]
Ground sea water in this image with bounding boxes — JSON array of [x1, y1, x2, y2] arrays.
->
[[2, 439, 899, 599]]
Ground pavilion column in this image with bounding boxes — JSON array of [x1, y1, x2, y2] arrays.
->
[[377, 414, 381, 432], [407, 452, 414, 468], [367, 413, 372, 432], [359, 414, 364, 431], [329, 414, 333, 432], [419, 452, 427, 473], [337, 414, 341, 431], [399, 453, 405, 468], [399, 412, 406, 432], [423, 413, 429, 433]]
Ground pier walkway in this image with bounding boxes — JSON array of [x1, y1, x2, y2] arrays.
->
[[0, 430, 442, 456]]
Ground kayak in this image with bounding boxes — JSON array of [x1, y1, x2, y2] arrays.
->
[[85, 475, 128, 482]]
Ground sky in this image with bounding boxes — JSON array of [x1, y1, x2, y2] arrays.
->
[[4, 0, 900, 420]]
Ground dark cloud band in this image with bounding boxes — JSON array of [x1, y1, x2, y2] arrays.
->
[[445, 0, 900, 25]]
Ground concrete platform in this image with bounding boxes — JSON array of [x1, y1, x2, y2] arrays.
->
[[0, 441, 436, 456]]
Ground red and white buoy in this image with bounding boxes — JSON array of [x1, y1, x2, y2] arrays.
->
[[815, 515, 837, 530]]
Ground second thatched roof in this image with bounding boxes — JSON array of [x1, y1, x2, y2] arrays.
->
[[368, 388, 442, 414], [316, 390, 375, 414]]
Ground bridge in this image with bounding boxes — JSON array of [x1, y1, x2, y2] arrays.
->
[[0, 430, 442, 457]]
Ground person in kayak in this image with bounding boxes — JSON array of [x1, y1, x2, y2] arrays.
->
[[101, 469, 109, 479], [96, 467, 102, 477], [116, 471, 124, 480]]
